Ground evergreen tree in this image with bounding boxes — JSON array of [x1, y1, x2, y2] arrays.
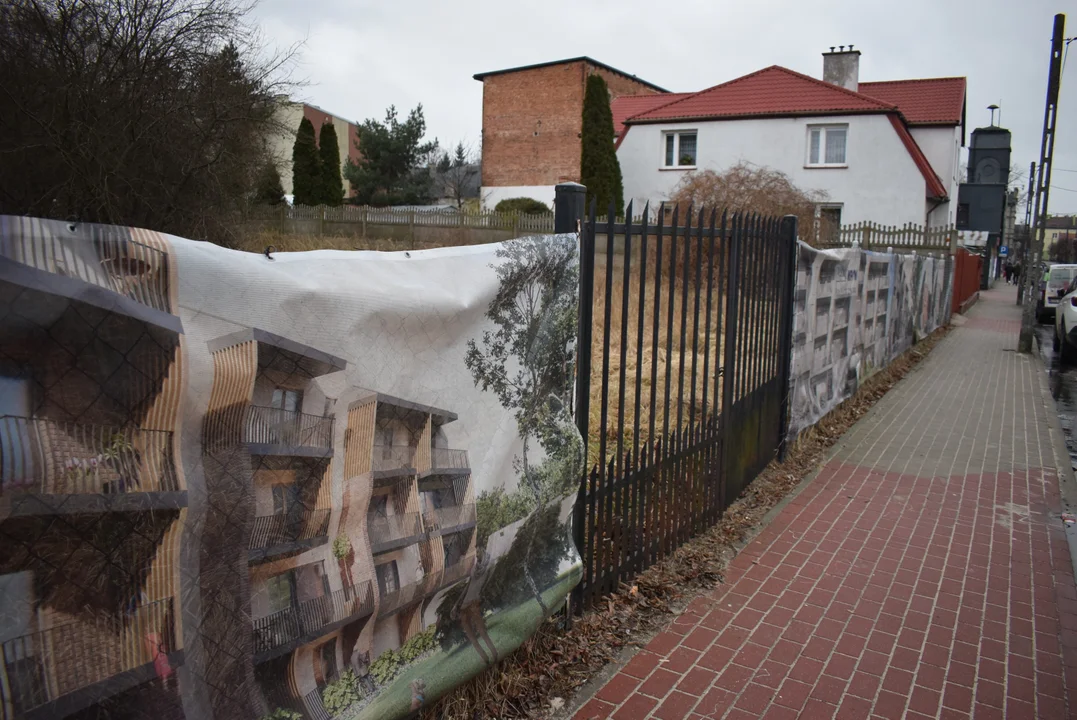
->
[[343, 105, 438, 206], [291, 117, 320, 205], [254, 161, 285, 205], [317, 121, 344, 206], [580, 74, 624, 214]]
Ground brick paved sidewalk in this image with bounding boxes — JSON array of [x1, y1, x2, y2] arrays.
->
[[574, 285, 1077, 720]]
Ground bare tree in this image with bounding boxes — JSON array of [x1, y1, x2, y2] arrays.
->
[[434, 141, 480, 210], [0, 0, 296, 244], [670, 162, 834, 245]]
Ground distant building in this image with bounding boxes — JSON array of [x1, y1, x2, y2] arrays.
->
[[475, 49, 967, 229], [473, 57, 667, 209], [956, 125, 1011, 285], [1045, 215, 1077, 251], [268, 99, 362, 199]]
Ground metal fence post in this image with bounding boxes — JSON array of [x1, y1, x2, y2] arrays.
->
[[776, 215, 799, 460], [555, 182, 586, 235], [556, 182, 589, 618]]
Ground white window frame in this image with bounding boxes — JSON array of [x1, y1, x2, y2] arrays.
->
[[661, 130, 698, 169], [806, 124, 848, 168]]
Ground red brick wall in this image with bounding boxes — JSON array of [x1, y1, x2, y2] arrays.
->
[[480, 61, 661, 188], [588, 64, 662, 102], [303, 104, 360, 163]]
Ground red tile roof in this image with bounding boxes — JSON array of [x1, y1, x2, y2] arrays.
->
[[617, 64, 961, 200], [611, 93, 693, 137], [887, 115, 949, 199], [858, 78, 966, 126], [628, 66, 897, 123]]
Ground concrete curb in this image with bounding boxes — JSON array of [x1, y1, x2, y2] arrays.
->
[[1029, 340, 1077, 585]]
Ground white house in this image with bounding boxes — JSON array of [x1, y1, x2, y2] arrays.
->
[[613, 49, 966, 228]]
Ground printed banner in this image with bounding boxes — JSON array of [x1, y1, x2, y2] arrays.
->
[[0, 216, 583, 720], [787, 242, 953, 444]]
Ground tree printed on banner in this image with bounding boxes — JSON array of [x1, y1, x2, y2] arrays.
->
[[464, 235, 582, 615]]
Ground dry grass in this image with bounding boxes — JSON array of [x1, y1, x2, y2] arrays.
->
[[587, 240, 781, 465], [229, 229, 465, 254], [420, 323, 951, 720]]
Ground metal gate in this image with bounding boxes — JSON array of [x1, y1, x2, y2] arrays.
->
[[569, 199, 798, 610]]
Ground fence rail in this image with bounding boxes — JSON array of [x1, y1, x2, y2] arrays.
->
[[260, 204, 556, 233], [572, 200, 797, 610], [0, 415, 178, 495], [249, 507, 332, 550], [368, 512, 423, 552], [245, 406, 333, 449], [0, 227, 172, 312], [1, 598, 175, 717], [424, 503, 476, 532], [252, 581, 374, 656], [822, 221, 956, 251], [430, 448, 469, 470], [372, 444, 416, 473]]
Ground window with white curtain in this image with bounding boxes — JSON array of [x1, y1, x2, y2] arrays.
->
[[806, 125, 848, 167], [662, 131, 698, 168]]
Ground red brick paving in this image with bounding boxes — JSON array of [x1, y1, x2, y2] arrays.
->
[[573, 287, 1077, 719]]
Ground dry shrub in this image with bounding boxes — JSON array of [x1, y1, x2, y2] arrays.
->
[[670, 162, 835, 246], [588, 242, 731, 465], [587, 228, 784, 466]]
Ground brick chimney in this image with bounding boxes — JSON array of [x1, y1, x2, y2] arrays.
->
[[823, 46, 860, 92]]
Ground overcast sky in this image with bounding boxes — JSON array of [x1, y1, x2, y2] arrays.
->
[[253, 0, 1076, 214]]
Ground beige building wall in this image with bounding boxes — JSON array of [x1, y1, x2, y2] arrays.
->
[[268, 100, 361, 199]]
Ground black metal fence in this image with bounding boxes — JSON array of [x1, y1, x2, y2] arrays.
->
[[565, 191, 797, 611]]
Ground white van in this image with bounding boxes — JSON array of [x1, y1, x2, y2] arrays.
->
[[1039, 264, 1077, 322]]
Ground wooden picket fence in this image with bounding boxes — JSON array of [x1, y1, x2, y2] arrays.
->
[[819, 222, 957, 252], [274, 204, 555, 234]]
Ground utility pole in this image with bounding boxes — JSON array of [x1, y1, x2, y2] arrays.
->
[[1018, 13, 1067, 353], [1016, 161, 1036, 305]]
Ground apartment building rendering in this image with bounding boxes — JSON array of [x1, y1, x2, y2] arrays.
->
[[201, 336, 477, 718], [0, 219, 478, 720], [0, 218, 187, 720]]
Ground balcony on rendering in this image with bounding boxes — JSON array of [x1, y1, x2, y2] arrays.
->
[[248, 507, 332, 563], [252, 580, 375, 663], [243, 405, 335, 456], [367, 511, 425, 555], [0, 415, 183, 515], [0, 218, 183, 334], [0, 597, 181, 720]]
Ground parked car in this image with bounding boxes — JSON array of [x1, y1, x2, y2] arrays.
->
[[1055, 277, 1077, 362], [1039, 264, 1077, 322]]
